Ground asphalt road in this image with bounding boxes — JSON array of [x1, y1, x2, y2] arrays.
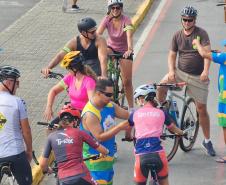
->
[[41, 0, 226, 185], [0, 0, 40, 32]]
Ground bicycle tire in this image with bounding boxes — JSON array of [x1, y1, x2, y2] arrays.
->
[[161, 124, 180, 161], [118, 75, 126, 108], [180, 97, 199, 152]]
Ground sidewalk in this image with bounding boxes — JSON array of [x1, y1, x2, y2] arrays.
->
[[0, 0, 154, 184]]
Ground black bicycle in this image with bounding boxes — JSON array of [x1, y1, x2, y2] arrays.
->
[[107, 53, 126, 108]]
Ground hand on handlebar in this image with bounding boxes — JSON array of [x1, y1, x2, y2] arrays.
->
[[41, 68, 51, 78], [123, 50, 133, 59]]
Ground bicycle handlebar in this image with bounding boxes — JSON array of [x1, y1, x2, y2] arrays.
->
[[47, 71, 64, 80], [216, 3, 226, 6], [32, 151, 40, 165], [108, 53, 134, 60]]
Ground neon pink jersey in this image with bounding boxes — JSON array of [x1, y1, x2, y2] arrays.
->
[[129, 104, 173, 139], [60, 74, 95, 111], [100, 15, 132, 53]]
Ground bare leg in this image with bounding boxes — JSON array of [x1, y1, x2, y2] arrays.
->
[[223, 127, 226, 144], [196, 102, 210, 139], [159, 178, 169, 185], [156, 73, 175, 103], [120, 59, 133, 108]]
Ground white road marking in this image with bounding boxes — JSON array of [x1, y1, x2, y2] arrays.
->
[[134, 0, 168, 57], [0, 1, 23, 7]]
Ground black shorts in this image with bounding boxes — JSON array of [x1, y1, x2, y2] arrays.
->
[[0, 151, 32, 185], [107, 46, 133, 61]]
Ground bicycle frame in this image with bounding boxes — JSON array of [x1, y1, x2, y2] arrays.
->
[[167, 87, 197, 129], [107, 54, 125, 108]]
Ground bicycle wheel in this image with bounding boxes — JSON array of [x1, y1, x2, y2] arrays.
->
[[161, 124, 180, 161], [180, 97, 199, 152]]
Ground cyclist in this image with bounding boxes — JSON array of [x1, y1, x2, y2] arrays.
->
[[128, 84, 184, 185], [80, 78, 130, 185], [193, 38, 226, 162], [42, 17, 108, 77], [44, 51, 96, 121], [97, 0, 134, 109], [157, 5, 216, 156], [40, 106, 109, 185], [0, 65, 33, 185]]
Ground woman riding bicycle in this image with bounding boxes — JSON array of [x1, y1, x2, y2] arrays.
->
[[97, 0, 134, 109], [128, 84, 184, 185], [40, 106, 109, 185], [44, 51, 97, 121]]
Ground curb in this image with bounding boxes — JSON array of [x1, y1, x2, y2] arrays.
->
[[132, 0, 154, 31], [31, 0, 153, 184]]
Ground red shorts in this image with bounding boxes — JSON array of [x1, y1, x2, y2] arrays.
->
[[134, 151, 168, 183]]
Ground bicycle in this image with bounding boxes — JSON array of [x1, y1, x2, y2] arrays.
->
[[0, 151, 39, 185], [155, 82, 199, 161], [107, 53, 126, 108], [216, 1, 226, 23]]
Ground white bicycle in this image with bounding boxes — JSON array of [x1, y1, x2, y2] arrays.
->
[[0, 152, 39, 185]]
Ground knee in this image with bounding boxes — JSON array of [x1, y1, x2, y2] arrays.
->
[[196, 104, 208, 116]]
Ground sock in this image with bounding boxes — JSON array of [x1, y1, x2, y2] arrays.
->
[[205, 138, 211, 143]]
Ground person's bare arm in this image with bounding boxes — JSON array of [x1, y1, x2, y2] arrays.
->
[[42, 38, 77, 76], [123, 28, 134, 59], [113, 102, 129, 119], [192, 39, 212, 60], [44, 84, 64, 121], [97, 36, 108, 77], [20, 118, 32, 162], [96, 23, 105, 35], [168, 50, 177, 81], [200, 44, 211, 82], [83, 113, 129, 142], [168, 123, 183, 135]]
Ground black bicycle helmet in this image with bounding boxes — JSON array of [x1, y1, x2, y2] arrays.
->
[[0, 65, 20, 81], [77, 17, 97, 33], [180, 6, 197, 18]]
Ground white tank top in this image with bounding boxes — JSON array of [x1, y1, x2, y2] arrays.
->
[[0, 91, 28, 158]]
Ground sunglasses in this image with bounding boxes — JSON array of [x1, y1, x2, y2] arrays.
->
[[182, 18, 194, 23], [111, 6, 121, 10], [99, 91, 113, 98]]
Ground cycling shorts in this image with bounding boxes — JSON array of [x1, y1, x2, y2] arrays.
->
[[59, 172, 97, 185], [0, 151, 32, 185], [90, 169, 114, 185], [134, 151, 168, 184], [107, 46, 133, 61]]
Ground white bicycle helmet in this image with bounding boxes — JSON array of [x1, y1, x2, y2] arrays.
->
[[134, 84, 156, 99], [181, 6, 197, 18], [108, 0, 123, 8]]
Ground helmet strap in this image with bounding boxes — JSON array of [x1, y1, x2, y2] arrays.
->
[[81, 32, 95, 41], [1, 79, 16, 95]]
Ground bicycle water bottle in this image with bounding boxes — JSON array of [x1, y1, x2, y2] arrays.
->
[[169, 100, 179, 121]]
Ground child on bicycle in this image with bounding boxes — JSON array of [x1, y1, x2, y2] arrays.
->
[[128, 84, 184, 185], [40, 106, 109, 185]]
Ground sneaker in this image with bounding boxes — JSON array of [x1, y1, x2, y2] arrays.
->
[[72, 4, 79, 9], [201, 140, 216, 156]]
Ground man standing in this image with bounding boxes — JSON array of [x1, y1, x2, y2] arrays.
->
[[0, 65, 33, 185], [157, 6, 215, 156], [80, 78, 130, 185], [42, 17, 108, 77]]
